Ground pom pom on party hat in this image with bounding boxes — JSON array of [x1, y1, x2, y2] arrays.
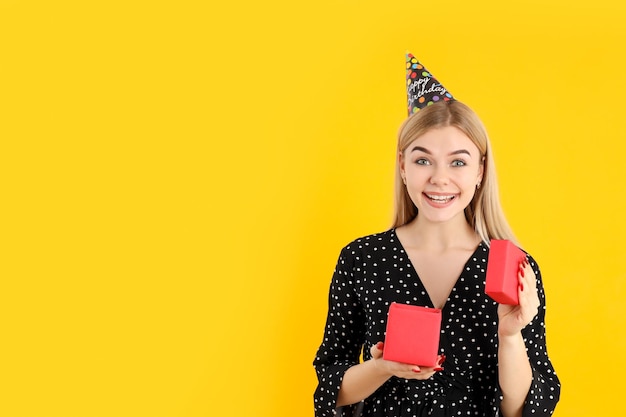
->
[[406, 52, 454, 115]]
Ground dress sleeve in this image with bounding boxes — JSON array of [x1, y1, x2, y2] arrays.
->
[[313, 245, 367, 417], [497, 255, 562, 416]]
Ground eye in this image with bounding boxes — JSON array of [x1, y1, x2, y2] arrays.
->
[[415, 158, 430, 166], [451, 159, 467, 167]]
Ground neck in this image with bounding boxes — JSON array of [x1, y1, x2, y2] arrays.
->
[[402, 214, 479, 251]]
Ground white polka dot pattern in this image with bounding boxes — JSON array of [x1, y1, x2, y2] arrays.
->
[[313, 229, 560, 417]]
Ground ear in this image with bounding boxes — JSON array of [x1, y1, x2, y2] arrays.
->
[[398, 151, 406, 175], [477, 156, 485, 184]]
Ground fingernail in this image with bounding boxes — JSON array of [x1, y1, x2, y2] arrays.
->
[[520, 283, 524, 291], [412, 368, 421, 373], [376, 342, 384, 350], [519, 267, 525, 278], [434, 367, 443, 372], [438, 354, 446, 365]]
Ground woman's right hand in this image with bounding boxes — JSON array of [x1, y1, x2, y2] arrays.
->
[[369, 342, 445, 380], [337, 341, 446, 406]]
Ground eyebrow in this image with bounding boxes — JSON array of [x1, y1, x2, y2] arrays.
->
[[410, 146, 472, 156]]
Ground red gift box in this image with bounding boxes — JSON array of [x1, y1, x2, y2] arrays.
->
[[485, 239, 526, 305], [383, 303, 441, 367]]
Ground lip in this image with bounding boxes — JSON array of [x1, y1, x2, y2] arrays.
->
[[422, 192, 459, 208]]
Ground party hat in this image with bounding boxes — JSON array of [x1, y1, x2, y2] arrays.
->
[[406, 52, 454, 115]]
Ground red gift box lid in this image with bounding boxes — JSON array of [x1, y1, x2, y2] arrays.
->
[[383, 302, 441, 367], [485, 239, 526, 305]]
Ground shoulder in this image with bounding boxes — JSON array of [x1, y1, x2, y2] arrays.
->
[[487, 241, 543, 275], [335, 230, 401, 272], [512, 243, 541, 271], [334, 229, 399, 276], [340, 229, 397, 255]]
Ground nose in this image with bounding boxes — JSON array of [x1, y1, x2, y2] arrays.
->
[[429, 165, 450, 186]]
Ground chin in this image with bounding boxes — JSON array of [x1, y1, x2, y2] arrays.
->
[[417, 208, 467, 225]]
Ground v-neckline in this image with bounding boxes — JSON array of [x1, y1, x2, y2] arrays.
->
[[391, 228, 484, 310]]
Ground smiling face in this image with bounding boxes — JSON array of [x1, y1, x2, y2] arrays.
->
[[399, 126, 484, 225]]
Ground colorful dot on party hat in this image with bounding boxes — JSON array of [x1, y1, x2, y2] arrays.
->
[[405, 52, 454, 115]]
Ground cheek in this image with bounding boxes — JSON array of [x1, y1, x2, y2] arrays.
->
[[461, 168, 481, 183], [462, 175, 478, 186], [451, 174, 480, 193]]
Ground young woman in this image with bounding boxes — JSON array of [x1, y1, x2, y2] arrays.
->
[[313, 100, 560, 417]]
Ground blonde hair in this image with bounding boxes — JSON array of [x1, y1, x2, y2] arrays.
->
[[392, 100, 517, 245]]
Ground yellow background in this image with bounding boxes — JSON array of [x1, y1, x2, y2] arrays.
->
[[1, 1, 624, 416]]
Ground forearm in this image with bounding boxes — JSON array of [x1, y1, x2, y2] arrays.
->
[[336, 359, 391, 407], [498, 332, 532, 417]]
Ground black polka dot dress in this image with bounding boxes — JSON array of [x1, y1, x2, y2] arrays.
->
[[313, 229, 560, 417]]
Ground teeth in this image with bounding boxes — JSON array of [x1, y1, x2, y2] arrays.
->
[[426, 194, 454, 202]]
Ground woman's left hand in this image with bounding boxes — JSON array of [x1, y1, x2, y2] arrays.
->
[[497, 258, 540, 337]]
